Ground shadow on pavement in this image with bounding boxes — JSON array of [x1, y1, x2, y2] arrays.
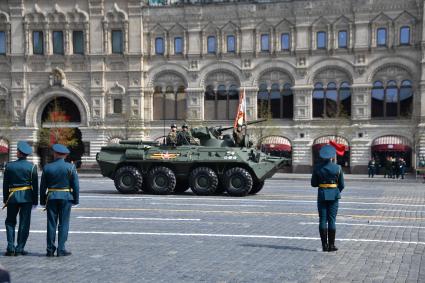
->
[[241, 243, 316, 252]]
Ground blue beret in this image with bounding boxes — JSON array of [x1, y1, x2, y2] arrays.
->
[[52, 144, 70, 154], [319, 145, 336, 159], [17, 141, 32, 155]]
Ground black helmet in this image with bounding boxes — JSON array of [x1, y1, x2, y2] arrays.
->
[[171, 123, 177, 128], [182, 123, 189, 129]]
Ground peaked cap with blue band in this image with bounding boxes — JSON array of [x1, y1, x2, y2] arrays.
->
[[17, 141, 33, 155], [52, 144, 70, 154], [319, 144, 336, 159]]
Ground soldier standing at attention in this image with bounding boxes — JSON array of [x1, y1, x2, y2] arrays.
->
[[40, 144, 79, 257], [166, 124, 178, 146], [2, 141, 38, 256], [311, 145, 344, 252]]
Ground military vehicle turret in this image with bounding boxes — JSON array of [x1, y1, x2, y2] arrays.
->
[[96, 122, 289, 197]]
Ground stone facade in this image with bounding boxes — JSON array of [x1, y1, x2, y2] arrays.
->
[[0, 0, 424, 173]]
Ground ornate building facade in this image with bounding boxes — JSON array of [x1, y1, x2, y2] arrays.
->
[[0, 0, 423, 172]]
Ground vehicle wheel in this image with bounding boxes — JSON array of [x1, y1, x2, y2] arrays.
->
[[174, 180, 190, 194], [147, 166, 176, 195], [249, 180, 265, 195], [224, 167, 253, 197], [189, 167, 218, 195], [114, 166, 143, 194]]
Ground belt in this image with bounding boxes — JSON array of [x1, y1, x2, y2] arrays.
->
[[44, 188, 72, 211], [47, 188, 73, 193], [2, 186, 32, 209], [319, 184, 337, 188]]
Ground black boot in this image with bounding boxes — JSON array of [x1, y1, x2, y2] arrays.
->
[[328, 230, 338, 252], [319, 229, 328, 252]]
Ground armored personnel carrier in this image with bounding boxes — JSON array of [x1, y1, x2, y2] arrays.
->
[[96, 123, 288, 197]]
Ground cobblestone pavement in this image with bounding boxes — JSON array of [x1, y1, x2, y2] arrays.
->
[[0, 177, 424, 283]]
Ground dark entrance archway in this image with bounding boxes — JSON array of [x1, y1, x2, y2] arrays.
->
[[371, 135, 412, 173], [259, 136, 292, 172], [38, 97, 84, 168], [312, 135, 350, 171]]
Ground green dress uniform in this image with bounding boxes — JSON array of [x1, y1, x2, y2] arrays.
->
[[311, 145, 344, 252], [40, 144, 79, 256], [2, 141, 38, 256]]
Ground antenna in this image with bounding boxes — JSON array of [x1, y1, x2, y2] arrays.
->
[[163, 91, 166, 145]]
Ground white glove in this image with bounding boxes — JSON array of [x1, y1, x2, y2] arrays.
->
[[72, 204, 79, 208], [32, 205, 38, 210], [39, 205, 46, 209]]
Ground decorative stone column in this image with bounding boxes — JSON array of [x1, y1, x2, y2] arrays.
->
[[292, 85, 312, 121], [351, 84, 371, 120], [350, 138, 370, 173], [143, 87, 154, 121], [244, 86, 258, 121], [291, 138, 312, 173], [185, 87, 203, 121]]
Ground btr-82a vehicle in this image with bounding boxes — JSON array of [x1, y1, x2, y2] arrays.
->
[[96, 123, 288, 197]]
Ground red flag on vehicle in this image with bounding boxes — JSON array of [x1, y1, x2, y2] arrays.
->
[[329, 140, 346, 156], [234, 88, 246, 128]]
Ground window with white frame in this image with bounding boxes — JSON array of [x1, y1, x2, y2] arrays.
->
[[174, 37, 183, 54], [261, 34, 269, 51]]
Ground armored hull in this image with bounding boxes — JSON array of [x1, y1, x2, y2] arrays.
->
[[96, 141, 287, 196]]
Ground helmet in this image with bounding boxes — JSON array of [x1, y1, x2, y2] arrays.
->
[[182, 123, 189, 129], [171, 123, 177, 128]]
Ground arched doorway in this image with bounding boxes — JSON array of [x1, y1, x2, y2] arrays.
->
[[37, 97, 84, 168], [313, 135, 350, 170], [371, 135, 412, 170], [259, 136, 292, 172], [0, 138, 9, 169]]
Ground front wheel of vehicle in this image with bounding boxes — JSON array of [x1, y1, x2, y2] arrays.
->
[[224, 167, 253, 197]]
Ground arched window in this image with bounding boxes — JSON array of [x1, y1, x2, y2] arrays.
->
[[257, 83, 269, 119], [282, 83, 293, 119], [204, 85, 215, 120], [386, 81, 398, 117], [256, 83, 294, 119], [270, 83, 281, 118], [313, 83, 325, 118], [371, 81, 384, 117], [313, 82, 351, 118], [371, 80, 413, 118], [153, 85, 186, 120], [326, 82, 337, 118], [204, 85, 239, 120], [400, 80, 413, 117], [339, 82, 351, 117]]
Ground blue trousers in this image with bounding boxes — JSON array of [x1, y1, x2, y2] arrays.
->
[[317, 200, 339, 231], [46, 199, 72, 253], [5, 203, 32, 252]]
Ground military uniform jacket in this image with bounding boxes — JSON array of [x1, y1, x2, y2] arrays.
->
[[2, 158, 38, 205], [311, 161, 344, 201], [40, 158, 79, 205], [166, 132, 177, 146]]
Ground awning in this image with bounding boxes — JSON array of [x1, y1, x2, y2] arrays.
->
[[260, 136, 292, 152], [313, 135, 349, 146], [0, 145, 8, 154], [372, 136, 411, 152]]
